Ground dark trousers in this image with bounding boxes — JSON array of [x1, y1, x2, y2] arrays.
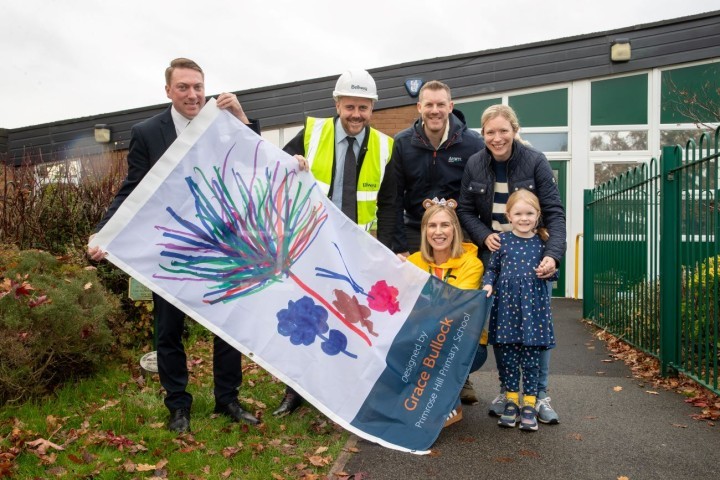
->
[[154, 293, 242, 410]]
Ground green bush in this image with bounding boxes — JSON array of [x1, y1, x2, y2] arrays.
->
[[92, 260, 155, 346], [0, 245, 121, 405], [681, 255, 720, 351]]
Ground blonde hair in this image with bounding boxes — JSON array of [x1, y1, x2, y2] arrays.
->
[[505, 189, 549, 241], [419, 203, 465, 263], [480, 104, 531, 146]]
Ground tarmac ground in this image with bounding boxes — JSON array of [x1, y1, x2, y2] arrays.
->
[[337, 299, 720, 480]]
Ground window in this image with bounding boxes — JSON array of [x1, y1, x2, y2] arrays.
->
[[454, 98, 501, 129], [590, 74, 650, 184], [660, 61, 720, 152], [591, 74, 648, 125], [661, 62, 720, 125], [510, 89, 568, 127]]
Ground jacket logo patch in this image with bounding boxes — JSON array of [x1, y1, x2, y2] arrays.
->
[[447, 156, 463, 163], [362, 182, 378, 188]]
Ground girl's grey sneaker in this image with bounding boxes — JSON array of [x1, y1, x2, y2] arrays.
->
[[488, 392, 507, 417], [519, 405, 539, 431], [535, 395, 560, 424], [498, 401, 519, 428]]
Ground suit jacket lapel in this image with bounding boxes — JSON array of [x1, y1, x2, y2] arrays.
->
[[159, 107, 178, 149]]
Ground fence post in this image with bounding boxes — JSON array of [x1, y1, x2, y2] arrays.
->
[[583, 189, 595, 319], [660, 146, 680, 376]]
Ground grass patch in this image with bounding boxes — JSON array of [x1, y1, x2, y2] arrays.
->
[[0, 331, 349, 479]]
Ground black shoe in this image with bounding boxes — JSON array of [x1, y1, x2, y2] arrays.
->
[[214, 399, 259, 425], [167, 408, 190, 433], [272, 392, 303, 417]]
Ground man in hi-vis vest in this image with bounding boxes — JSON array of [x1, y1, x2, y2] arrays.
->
[[274, 70, 394, 417]]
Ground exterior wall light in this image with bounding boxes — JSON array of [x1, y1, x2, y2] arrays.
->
[[94, 124, 111, 143], [610, 38, 632, 62]]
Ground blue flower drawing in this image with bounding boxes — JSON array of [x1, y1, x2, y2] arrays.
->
[[276, 296, 357, 359]]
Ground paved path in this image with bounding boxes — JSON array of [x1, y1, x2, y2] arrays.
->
[[339, 299, 720, 480]]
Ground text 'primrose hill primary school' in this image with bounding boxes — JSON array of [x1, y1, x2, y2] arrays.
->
[[3, 11, 719, 302]]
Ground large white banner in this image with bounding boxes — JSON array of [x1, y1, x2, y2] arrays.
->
[[92, 101, 488, 453]]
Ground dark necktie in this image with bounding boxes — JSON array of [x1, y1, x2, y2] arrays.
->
[[341, 136, 357, 222]]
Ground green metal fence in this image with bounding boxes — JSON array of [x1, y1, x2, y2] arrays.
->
[[584, 127, 720, 395]]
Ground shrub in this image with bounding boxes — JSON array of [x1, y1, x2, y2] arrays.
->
[[92, 260, 155, 346], [0, 245, 121, 405], [683, 255, 720, 341]]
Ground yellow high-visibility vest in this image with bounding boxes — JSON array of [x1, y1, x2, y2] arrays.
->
[[303, 117, 393, 230]]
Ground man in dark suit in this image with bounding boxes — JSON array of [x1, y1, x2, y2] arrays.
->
[[88, 58, 260, 433]]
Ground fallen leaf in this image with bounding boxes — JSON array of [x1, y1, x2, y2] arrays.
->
[[613, 386, 623, 392], [671, 423, 687, 428], [314, 446, 328, 455], [136, 463, 157, 472], [26, 438, 64, 455], [645, 391, 659, 395], [495, 457, 514, 463], [84, 282, 93, 290], [519, 449, 540, 458], [98, 399, 120, 411], [618, 476, 630, 480], [307, 455, 329, 467], [122, 459, 136, 472], [222, 446, 241, 458], [45, 415, 60, 432]]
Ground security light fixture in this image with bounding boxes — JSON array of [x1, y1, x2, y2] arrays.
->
[[94, 124, 111, 143], [610, 38, 631, 62]]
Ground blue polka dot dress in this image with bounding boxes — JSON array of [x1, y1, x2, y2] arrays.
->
[[483, 232, 556, 348]]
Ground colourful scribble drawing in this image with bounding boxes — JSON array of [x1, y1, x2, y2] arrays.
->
[[153, 141, 373, 352], [277, 296, 356, 358]]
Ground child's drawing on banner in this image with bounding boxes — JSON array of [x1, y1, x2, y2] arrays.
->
[[91, 100, 488, 454]]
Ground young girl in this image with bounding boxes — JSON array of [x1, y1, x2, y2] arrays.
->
[[405, 198, 484, 427], [482, 189, 556, 432]]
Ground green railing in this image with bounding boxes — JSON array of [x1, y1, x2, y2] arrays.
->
[[584, 127, 720, 395]]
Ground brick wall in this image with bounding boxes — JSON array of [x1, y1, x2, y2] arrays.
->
[[370, 105, 419, 137]]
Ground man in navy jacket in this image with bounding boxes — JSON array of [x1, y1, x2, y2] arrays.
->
[[376, 80, 485, 255]]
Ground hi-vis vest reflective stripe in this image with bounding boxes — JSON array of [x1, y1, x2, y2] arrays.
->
[[303, 117, 393, 231]]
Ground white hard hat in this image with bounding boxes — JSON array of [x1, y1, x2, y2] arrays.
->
[[333, 70, 378, 101]]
